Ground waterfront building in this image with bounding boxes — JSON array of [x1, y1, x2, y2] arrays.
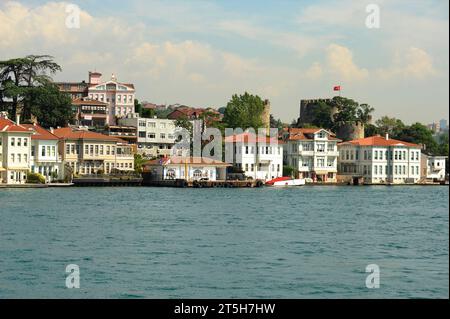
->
[[52, 127, 134, 176], [21, 124, 63, 183], [225, 132, 283, 181], [143, 157, 230, 181], [426, 155, 448, 181], [56, 71, 136, 125], [282, 128, 341, 182], [0, 114, 33, 184], [119, 113, 184, 158], [338, 134, 422, 184]]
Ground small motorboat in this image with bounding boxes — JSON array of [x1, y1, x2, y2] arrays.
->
[[265, 177, 306, 186]]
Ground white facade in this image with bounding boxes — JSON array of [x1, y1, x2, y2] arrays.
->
[[283, 128, 340, 182], [226, 133, 283, 181], [29, 139, 62, 182], [338, 135, 422, 184], [426, 156, 447, 181], [144, 157, 229, 181], [0, 117, 33, 184], [119, 114, 185, 158]]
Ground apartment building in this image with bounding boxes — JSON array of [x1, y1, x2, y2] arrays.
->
[[53, 127, 134, 176], [71, 98, 109, 128], [0, 114, 33, 184], [338, 134, 422, 184], [225, 132, 283, 181], [119, 114, 181, 158], [282, 128, 341, 182]]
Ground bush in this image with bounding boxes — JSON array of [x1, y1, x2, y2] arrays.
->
[[26, 172, 46, 184]]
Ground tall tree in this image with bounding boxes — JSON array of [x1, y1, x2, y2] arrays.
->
[[25, 83, 73, 128], [223, 92, 265, 129], [0, 55, 62, 121], [374, 116, 405, 138]]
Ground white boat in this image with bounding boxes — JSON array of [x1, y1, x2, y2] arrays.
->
[[265, 177, 306, 186]]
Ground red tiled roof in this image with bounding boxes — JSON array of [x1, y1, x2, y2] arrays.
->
[[0, 118, 31, 133], [340, 135, 421, 148], [284, 128, 340, 141], [224, 132, 280, 144], [21, 124, 59, 140], [52, 127, 124, 142]]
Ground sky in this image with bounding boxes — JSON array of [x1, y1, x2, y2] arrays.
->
[[0, 0, 448, 124]]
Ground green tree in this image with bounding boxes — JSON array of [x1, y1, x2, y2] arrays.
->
[[331, 96, 360, 129], [397, 122, 439, 154], [364, 123, 379, 137], [437, 133, 449, 156], [283, 166, 298, 178], [311, 101, 334, 130], [25, 83, 73, 128], [374, 116, 405, 138], [357, 103, 375, 125], [134, 99, 142, 114], [134, 153, 146, 174], [223, 92, 265, 129], [0, 55, 61, 120]]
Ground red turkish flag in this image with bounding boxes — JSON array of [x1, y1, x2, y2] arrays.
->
[[333, 85, 341, 91]]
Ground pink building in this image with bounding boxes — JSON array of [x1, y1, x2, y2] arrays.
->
[[56, 72, 136, 126]]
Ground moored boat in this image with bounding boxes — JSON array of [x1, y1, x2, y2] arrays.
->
[[265, 177, 306, 186]]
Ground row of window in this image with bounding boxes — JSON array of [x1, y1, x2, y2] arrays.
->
[[9, 137, 28, 147], [31, 145, 56, 157], [31, 165, 58, 177], [88, 94, 133, 103], [138, 121, 174, 129], [9, 153, 28, 163], [239, 146, 282, 156], [238, 163, 281, 172], [341, 149, 421, 161], [292, 142, 336, 153], [362, 164, 421, 176], [138, 132, 175, 140]]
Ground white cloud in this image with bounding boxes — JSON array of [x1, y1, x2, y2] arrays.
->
[[376, 47, 437, 79], [326, 44, 369, 81]]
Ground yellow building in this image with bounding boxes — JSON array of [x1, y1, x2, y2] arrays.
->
[[53, 127, 134, 176]]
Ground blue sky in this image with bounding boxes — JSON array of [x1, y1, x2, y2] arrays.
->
[[1, 0, 448, 124]]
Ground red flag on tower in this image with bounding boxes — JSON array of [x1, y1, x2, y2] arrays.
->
[[333, 85, 341, 91]]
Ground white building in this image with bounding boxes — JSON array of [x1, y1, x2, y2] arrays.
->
[[119, 113, 185, 158], [282, 128, 341, 183], [143, 157, 230, 181], [426, 155, 447, 181], [22, 124, 63, 183], [338, 134, 422, 184], [225, 132, 283, 181], [0, 115, 33, 184]]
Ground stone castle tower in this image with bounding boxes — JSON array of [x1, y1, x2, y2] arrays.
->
[[262, 99, 271, 133]]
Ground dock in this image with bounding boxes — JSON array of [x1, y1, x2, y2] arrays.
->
[[142, 179, 264, 188]]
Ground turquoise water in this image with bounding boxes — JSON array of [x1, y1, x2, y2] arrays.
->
[[0, 186, 448, 299]]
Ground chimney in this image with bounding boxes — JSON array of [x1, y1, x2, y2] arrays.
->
[[50, 127, 54, 134], [385, 133, 389, 140], [16, 114, 20, 125]]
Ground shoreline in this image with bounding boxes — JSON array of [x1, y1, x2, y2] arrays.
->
[[1, 182, 447, 189]]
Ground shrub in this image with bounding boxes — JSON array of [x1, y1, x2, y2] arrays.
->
[[26, 172, 46, 184]]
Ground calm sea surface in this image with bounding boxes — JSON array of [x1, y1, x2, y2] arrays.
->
[[0, 186, 448, 299]]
